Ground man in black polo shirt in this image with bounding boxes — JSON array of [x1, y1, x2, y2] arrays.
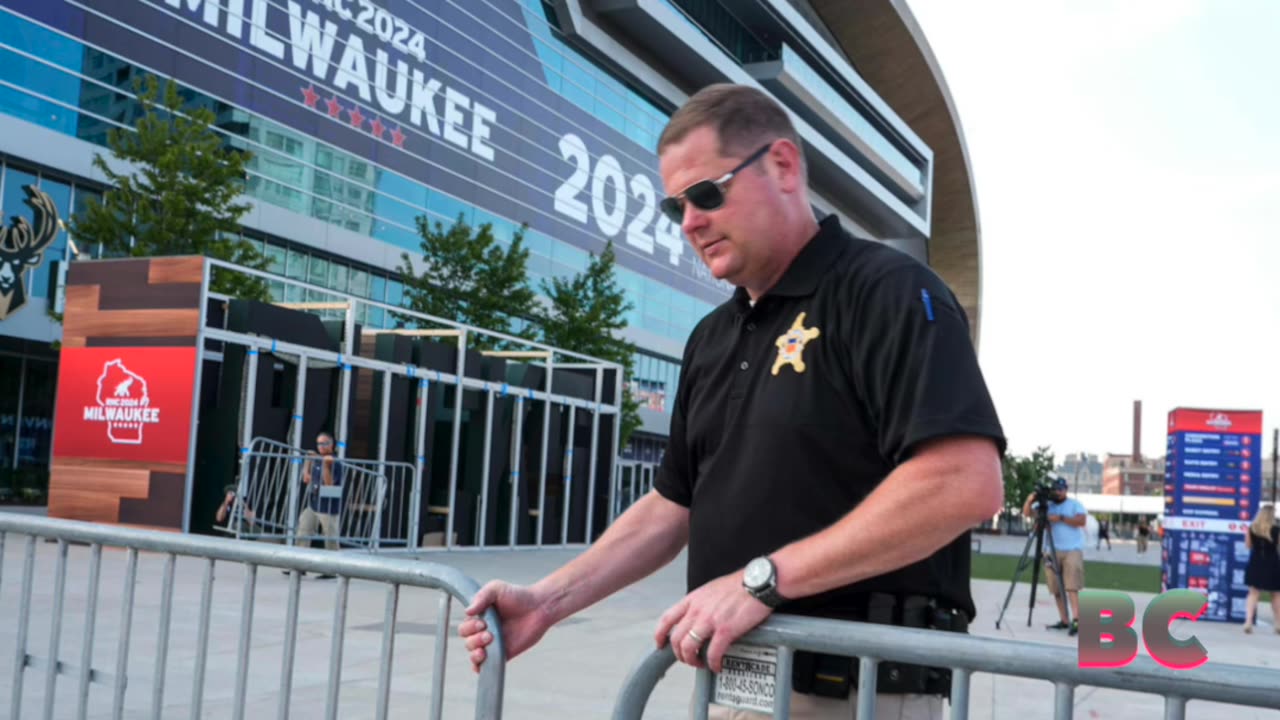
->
[[459, 83, 1005, 719]]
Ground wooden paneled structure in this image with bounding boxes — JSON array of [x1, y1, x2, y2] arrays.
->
[[49, 256, 205, 530]]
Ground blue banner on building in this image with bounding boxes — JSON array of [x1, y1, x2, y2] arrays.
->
[[1, 0, 730, 304]]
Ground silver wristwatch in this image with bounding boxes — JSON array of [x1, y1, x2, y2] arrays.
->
[[743, 556, 786, 608]]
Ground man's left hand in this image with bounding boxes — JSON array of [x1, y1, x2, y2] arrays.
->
[[653, 570, 772, 673]]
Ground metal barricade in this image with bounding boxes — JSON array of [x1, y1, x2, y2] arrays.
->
[[226, 437, 419, 551], [611, 615, 1279, 719], [611, 461, 658, 521], [0, 513, 505, 720]]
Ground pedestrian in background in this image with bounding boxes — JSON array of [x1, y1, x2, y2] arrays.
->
[[1243, 503, 1280, 634], [1136, 518, 1150, 554]]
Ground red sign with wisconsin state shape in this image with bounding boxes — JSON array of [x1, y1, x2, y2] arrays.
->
[[54, 347, 198, 465]]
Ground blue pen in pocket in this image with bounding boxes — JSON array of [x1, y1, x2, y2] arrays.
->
[[920, 288, 935, 322]]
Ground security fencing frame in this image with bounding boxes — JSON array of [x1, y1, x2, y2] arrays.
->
[[612, 459, 658, 520], [223, 437, 417, 550], [611, 615, 1280, 720], [194, 256, 626, 552], [0, 513, 506, 720]]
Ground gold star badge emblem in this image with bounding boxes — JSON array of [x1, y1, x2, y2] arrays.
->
[[772, 312, 820, 375]]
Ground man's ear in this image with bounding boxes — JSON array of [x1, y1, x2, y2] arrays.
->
[[769, 139, 805, 193]]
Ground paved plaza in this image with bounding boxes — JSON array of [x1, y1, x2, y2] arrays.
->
[[1, 508, 1278, 718]]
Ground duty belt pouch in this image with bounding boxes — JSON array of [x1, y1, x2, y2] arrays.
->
[[791, 652, 851, 699], [792, 594, 967, 700]]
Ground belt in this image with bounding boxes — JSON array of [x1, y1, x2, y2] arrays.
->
[[791, 593, 967, 699]]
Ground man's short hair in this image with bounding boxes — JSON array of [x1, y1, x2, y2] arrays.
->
[[657, 83, 804, 174]]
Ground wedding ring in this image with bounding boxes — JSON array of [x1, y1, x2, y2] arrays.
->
[[688, 629, 704, 643]]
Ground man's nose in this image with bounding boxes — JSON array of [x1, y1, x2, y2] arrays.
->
[[681, 204, 709, 238]]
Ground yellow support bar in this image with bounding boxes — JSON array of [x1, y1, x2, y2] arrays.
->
[[480, 350, 552, 359], [368, 328, 464, 337]]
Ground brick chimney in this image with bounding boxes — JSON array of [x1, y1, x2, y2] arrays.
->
[[1132, 400, 1142, 462]]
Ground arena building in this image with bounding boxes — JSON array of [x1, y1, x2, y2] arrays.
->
[[0, 0, 984, 500]]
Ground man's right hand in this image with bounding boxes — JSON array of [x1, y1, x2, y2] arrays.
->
[[459, 581, 554, 673]]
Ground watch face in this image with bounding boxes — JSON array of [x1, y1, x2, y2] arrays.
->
[[744, 558, 772, 588]]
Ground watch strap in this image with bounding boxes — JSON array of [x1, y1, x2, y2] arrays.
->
[[749, 583, 786, 609]]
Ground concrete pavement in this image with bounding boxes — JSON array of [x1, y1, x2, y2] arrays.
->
[[2, 511, 1278, 718]]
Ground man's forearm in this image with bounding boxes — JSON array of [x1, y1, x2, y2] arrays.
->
[[773, 437, 1001, 600], [534, 492, 689, 625]]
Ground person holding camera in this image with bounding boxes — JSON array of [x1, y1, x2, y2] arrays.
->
[[298, 432, 344, 565], [459, 84, 1006, 719], [1021, 477, 1087, 635]]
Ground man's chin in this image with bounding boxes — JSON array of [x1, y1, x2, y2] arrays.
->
[[704, 259, 739, 284]]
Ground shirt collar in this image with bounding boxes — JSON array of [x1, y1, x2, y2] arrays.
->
[[732, 215, 848, 308]]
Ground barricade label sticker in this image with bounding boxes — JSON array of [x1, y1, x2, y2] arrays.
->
[[714, 643, 776, 714]]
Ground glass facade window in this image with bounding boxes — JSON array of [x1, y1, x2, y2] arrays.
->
[[630, 351, 682, 413], [661, 0, 779, 64], [521, 0, 671, 154], [0, 355, 57, 500]]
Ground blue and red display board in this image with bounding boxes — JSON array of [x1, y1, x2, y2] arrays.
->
[[1163, 408, 1263, 622]]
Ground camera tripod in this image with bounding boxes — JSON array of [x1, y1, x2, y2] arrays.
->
[[995, 498, 1070, 629]]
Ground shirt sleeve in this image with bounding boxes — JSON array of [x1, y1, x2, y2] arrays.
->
[[851, 260, 1006, 465]]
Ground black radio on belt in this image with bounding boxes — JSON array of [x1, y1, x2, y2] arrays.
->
[[791, 593, 967, 700]]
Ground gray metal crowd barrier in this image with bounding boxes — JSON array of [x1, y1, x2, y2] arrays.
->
[[225, 437, 418, 551], [612, 615, 1280, 719], [0, 513, 505, 720]]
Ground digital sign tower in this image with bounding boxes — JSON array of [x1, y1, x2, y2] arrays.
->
[[1163, 408, 1264, 622]]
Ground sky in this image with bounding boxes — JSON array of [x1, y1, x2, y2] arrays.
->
[[905, 0, 1280, 463]]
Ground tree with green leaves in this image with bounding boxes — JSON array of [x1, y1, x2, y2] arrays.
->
[[398, 213, 538, 351], [1002, 445, 1056, 533], [537, 242, 642, 447], [69, 75, 268, 300]]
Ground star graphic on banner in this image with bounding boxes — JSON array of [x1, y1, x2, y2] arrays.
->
[[369, 116, 386, 140], [348, 105, 366, 130], [390, 125, 406, 148], [325, 96, 343, 119], [301, 85, 320, 109]]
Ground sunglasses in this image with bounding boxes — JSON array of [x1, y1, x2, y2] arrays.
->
[[658, 142, 773, 224]]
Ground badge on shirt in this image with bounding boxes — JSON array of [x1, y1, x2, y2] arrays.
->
[[772, 312, 820, 375]]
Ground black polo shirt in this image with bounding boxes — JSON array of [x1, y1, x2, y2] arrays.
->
[[655, 215, 1006, 621]]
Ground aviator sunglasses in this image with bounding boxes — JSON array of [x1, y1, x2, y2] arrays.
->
[[658, 142, 773, 224]]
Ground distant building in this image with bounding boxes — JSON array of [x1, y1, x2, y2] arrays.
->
[[1057, 452, 1104, 493], [1102, 454, 1164, 496]]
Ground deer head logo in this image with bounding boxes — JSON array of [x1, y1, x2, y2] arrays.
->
[[0, 185, 60, 320]]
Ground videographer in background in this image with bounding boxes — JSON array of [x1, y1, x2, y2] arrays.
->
[[1021, 476, 1087, 635]]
